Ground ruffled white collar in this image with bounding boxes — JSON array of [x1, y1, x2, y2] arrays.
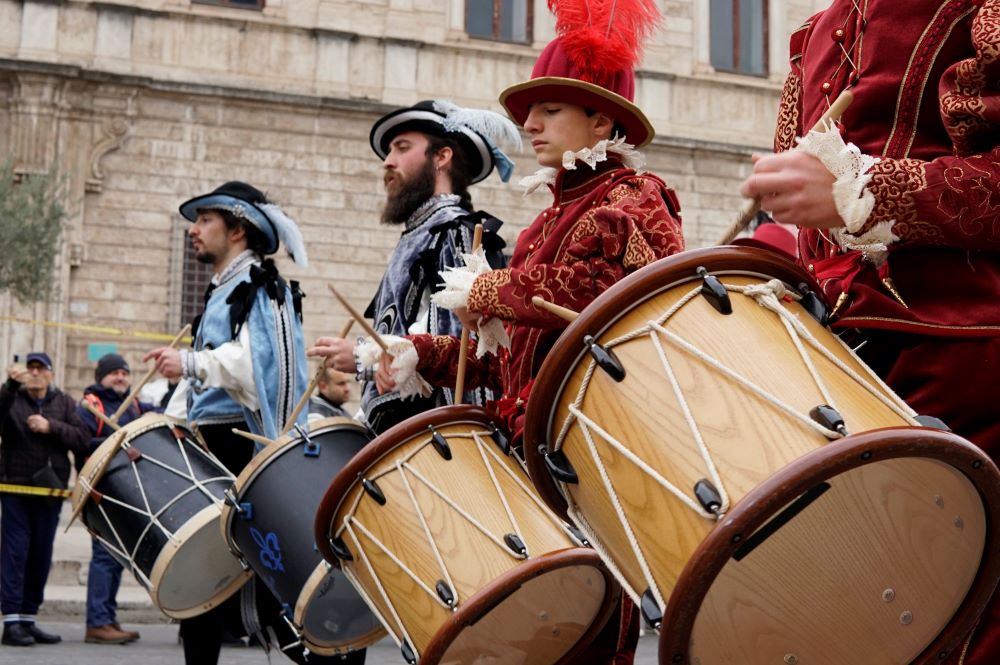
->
[[519, 136, 645, 195]]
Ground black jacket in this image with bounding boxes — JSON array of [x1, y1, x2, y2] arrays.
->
[[0, 378, 90, 486]]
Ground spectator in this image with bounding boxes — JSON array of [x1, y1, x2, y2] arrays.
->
[[308, 367, 353, 421]]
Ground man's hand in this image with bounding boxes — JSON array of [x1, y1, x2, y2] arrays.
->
[[739, 151, 844, 229], [6, 364, 29, 384], [26, 414, 50, 434], [454, 306, 480, 330], [143, 347, 182, 379], [307, 337, 357, 373], [374, 352, 397, 395]]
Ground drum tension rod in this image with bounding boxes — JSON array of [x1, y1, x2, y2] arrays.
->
[[694, 479, 723, 515], [428, 427, 453, 460], [400, 640, 417, 665], [328, 536, 353, 561], [809, 405, 849, 438], [435, 580, 456, 607], [541, 447, 579, 484], [223, 488, 253, 519], [362, 478, 387, 505], [640, 588, 663, 630], [797, 282, 829, 326], [504, 533, 528, 558], [697, 266, 733, 315], [489, 424, 511, 455], [293, 424, 320, 458], [915, 414, 951, 431], [584, 335, 626, 382], [566, 525, 590, 547]]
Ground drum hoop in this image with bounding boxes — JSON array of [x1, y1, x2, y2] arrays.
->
[[149, 502, 254, 619], [522, 246, 821, 519], [71, 413, 197, 524], [419, 547, 620, 665], [314, 404, 506, 565], [295, 562, 388, 654], [222, 416, 369, 550], [656, 427, 1000, 665]]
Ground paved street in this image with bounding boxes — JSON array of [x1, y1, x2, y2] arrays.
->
[[0, 622, 661, 664]]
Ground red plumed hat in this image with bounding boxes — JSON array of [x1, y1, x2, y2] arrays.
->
[[500, 0, 661, 147]]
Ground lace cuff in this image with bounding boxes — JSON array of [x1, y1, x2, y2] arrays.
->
[[430, 248, 493, 311], [355, 335, 432, 400], [796, 123, 879, 234]]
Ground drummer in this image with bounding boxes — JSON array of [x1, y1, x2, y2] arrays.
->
[[144, 182, 361, 665], [361, 3, 683, 662]]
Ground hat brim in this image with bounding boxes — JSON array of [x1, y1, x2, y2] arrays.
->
[[178, 193, 278, 254], [369, 108, 494, 184], [499, 77, 655, 148]]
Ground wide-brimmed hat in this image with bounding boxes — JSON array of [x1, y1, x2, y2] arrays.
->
[[179, 181, 307, 267], [500, 1, 660, 148], [370, 100, 521, 183]]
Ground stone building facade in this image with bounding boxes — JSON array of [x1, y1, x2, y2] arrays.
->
[[0, 0, 826, 398]]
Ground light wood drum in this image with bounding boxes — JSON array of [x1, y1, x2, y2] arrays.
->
[[523, 247, 1000, 665], [314, 405, 620, 665], [71, 413, 252, 618]]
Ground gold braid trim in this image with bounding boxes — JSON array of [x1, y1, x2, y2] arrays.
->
[[775, 70, 802, 153], [468, 268, 516, 320]]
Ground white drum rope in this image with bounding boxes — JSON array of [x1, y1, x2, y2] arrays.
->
[[342, 521, 417, 661], [473, 432, 527, 556], [566, 507, 643, 610]]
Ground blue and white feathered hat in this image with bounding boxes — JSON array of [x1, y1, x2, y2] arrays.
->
[[369, 100, 522, 184], [179, 181, 308, 268]]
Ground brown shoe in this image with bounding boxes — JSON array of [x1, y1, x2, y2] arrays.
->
[[111, 623, 140, 643], [85, 624, 132, 645]]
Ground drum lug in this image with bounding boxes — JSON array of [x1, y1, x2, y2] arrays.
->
[[294, 425, 321, 457], [223, 487, 252, 519], [566, 525, 590, 547], [697, 266, 733, 315], [584, 335, 626, 382], [543, 448, 579, 485], [362, 478, 387, 505], [810, 404, 848, 437], [504, 533, 528, 558], [490, 424, 511, 455], [797, 282, 829, 326], [238, 502, 254, 520], [125, 446, 142, 462], [400, 639, 417, 664], [435, 580, 456, 607], [915, 414, 951, 431], [428, 427, 453, 460], [328, 536, 353, 561], [693, 479, 723, 516], [640, 588, 663, 630]]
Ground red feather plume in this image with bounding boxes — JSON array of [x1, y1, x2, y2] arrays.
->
[[548, 0, 661, 83]]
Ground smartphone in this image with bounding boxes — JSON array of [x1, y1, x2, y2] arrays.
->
[[12, 354, 20, 363]]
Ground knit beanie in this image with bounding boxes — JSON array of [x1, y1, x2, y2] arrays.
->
[[95, 353, 130, 383]]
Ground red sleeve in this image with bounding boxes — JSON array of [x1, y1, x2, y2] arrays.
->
[[409, 334, 501, 392], [467, 176, 683, 328]]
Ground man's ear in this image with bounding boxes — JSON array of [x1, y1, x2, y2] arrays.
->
[[228, 222, 247, 244], [435, 145, 454, 172], [592, 112, 615, 140]]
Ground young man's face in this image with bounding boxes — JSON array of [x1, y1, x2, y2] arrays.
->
[[100, 368, 131, 395], [189, 210, 238, 266], [318, 369, 352, 407], [523, 102, 611, 168]]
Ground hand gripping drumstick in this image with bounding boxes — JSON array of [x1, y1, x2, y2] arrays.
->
[[717, 88, 855, 246], [279, 319, 354, 438], [454, 224, 484, 405], [110, 323, 192, 423]]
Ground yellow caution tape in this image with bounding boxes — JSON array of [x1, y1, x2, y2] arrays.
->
[[1, 315, 192, 344], [0, 482, 72, 499]]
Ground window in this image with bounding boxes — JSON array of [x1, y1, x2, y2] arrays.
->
[[467, 0, 531, 44], [192, 0, 264, 9], [710, 0, 768, 76], [179, 235, 214, 332]]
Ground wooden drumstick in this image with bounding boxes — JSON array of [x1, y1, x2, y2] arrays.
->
[[454, 224, 485, 405], [279, 319, 355, 438], [231, 428, 275, 447], [718, 88, 855, 246], [111, 323, 192, 423], [82, 399, 120, 433], [327, 284, 389, 353], [532, 296, 579, 323]]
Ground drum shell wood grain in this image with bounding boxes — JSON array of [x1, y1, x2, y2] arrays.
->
[[315, 405, 620, 665], [523, 247, 1000, 664]]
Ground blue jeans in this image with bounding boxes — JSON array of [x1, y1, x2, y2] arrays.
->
[[0, 494, 61, 616], [86, 538, 123, 627]]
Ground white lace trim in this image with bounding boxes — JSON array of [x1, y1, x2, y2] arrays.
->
[[356, 335, 432, 400], [519, 136, 645, 195], [430, 248, 511, 357], [831, 221, 900, 267], [796, 122, 880, 234]]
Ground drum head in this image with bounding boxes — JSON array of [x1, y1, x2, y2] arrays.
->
[[297, 563, 387, 655], [659, 428, 1000, 665]]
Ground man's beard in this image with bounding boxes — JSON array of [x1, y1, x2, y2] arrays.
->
[[195, 249, 216, 265], [380, 159, 437, 226]]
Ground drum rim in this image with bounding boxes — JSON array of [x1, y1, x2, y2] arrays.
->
[[313, 404, 505, 565], [419, 546, 620, 665], [149, 502, 254, 619], [656, 426, 1000, 665], [221, 416, 369, 557], [295, 561, 388, 654], [522, 246, 821, 519]]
